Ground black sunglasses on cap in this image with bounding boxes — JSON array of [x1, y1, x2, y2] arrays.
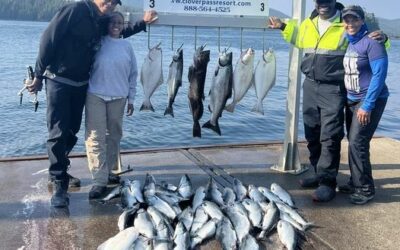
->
[[315, 0, 335, 4]]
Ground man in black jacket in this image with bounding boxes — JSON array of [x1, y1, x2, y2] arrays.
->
[[27, 0, 156, 207]]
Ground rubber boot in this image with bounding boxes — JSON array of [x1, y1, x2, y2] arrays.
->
[[51, 179, 70, 207]]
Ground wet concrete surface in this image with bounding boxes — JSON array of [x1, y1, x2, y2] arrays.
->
[[0, 138, 399, 250]]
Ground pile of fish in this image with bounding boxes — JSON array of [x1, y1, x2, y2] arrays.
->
[[139, 42, 277, 137], [98, 174, 313, 250]]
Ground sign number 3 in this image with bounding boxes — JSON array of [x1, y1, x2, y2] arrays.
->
[[149, 0, 155, 8]]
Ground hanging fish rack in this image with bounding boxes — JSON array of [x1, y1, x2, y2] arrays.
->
[[128, 1, 270, 51]]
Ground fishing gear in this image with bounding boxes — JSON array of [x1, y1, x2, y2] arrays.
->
[[18, 66, 39, 112]]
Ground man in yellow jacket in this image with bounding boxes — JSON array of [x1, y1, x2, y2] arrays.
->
[[269, 0, 387, 202]]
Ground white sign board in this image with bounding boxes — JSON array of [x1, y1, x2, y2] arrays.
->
[[143, 0, 269, 17]]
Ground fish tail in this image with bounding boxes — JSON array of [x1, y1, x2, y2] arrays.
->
[[140, 99, 155, 112], [193, 121, 201, 138], [251, 100, 264, 115], [225, 102, 235, 112], [202, 120, 221, 136], [164, 106, 174, 117]]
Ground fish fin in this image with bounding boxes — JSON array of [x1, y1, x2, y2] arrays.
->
[[251, 101, 264, 115], [202, 120, 221, 136], [225, 102, 235, 113], [302, 222, 315, 231], [140, 100, 155, 112], [208, 104, 212, 113], [164, 106, 174, 117], [193, 121, 201, 138]]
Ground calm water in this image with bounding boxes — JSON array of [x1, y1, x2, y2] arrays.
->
[[0, 20, 399, 158]]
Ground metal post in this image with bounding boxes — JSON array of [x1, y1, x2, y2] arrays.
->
[[271, 0, 308, 174]]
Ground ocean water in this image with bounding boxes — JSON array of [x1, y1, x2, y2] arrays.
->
[[0, 20, 399, 158]]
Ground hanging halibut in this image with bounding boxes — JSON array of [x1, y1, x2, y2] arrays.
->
[[225, 48, 255, 112], [251, 49, 276, 115], [164, 46, 183, 117], [140, 43, 163, 112], [203, 51, 233, 136], [188, 45, 210, 138]]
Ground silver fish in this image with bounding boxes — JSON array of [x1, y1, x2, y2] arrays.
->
[[164, 46, 183, 117], [201, 201, 224, 221], [275, 202, 313, 229], [143, 174, 156, 200], [222, 187, 236, 206], [140, 43, 163, 112], [226, 48, 255, 112], [252, 48, 276, 115], [177, 174, 192, 199], [190, 206, 209, 236], [131, 180, 144, 203], [190, 218, 217, 249], [223, 203, 251, 244], [102, 185, 120, 201], [248, 185, 267, 203], [258, 201, 279, 239], [147, 206, 173, 240], [173, 221, 190, 250], [118, 205, 139, 231], [241, 198, 263, 228], [203, 51, 233, 136], [205, 177, 224, 206], [132, 235, 153, 250], [177, 207, 194, 232], [134, 209, 156, 239], [216, 216, 238, 250], [280, 212, 305, 232], [147, 195, 177, 220], [98, 227, 139, 250], [233, 178, 247, 201], [192, 186, 206, 210], [277, 220, 297, 250], [121, 180, 137, 209], [271, 182, 294, 207], [238, 234, 259, 250], [258, 186, 284, 205]]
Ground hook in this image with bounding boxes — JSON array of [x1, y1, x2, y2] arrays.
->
[[262, 28, 266, 53]]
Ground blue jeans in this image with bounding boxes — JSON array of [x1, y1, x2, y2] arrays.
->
[[46, 79, 88, 181], [346, 98, 387, 194]]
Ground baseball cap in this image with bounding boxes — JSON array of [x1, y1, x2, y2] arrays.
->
[[342, 5, 365, 20]]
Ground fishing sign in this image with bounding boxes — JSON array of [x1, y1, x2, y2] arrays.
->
[[143, 0, 269, 17]]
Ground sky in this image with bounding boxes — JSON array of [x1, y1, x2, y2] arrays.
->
[[269, 0, 399, 20], [125, 0, 399, 20]]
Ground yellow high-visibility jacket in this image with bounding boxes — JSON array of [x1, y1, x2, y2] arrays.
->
[[282, 11, 348, 83]]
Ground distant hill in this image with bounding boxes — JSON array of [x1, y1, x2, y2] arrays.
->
[[377, 18, 400, 39]]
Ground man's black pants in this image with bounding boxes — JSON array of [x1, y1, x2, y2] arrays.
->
[[46, 79, 87, 181], [302, 78, 347, 188]]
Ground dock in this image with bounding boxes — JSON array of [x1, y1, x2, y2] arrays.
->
[[1, 137, 399, 250]]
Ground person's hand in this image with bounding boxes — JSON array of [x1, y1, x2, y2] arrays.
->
[[268, 16, 284, 29], [368, 30, 387, 44], [357, 108, 371, 126], [26, 77, 43, 93], [143, 10, 158, 24], [126, 103, 134, 116]]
